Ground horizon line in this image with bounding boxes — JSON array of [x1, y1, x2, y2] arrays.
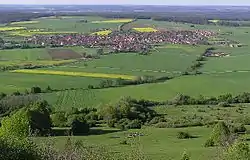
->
[[0, 4, 250, 6]]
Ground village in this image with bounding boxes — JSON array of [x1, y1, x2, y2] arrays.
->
[[27, 29, 215, 53]]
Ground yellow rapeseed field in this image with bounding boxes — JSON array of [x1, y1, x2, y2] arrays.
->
[[10, 69, 136, 80], [10, 30, 77, 37], [91, 30, 112, 36], [92, 19, 133, 24], [10, 21, 39, 25], [133, 27, 158, 32], [0, 27, 26, 32]]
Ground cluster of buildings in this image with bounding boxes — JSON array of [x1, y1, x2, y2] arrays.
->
[[27, 30, 215, 53]]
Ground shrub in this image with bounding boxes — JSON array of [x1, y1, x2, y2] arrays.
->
[[209, 121, 230, 146], [218, 102, 231, 107], [222, 141, 250, 160], [0, 137, 40, 160], [45, 86, 52, 92], [120, 140, 128, 145], [154, 122, 169, 128], [177, 131, 193, 139], [30, 87, 42, 94], [50, 112, 67, 127], [126, 119, 142, 129], [12, 91, 21, 96], [231, 124, 247, 133], [70, 119, 90, 136], [0, 92, 7, 100], [204, 138, 215, 147], [148, 117, 165, 125], [181, 151, 190, 160], [88, 85, 94, 89]]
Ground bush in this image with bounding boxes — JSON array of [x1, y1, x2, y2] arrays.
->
[[177, 131, 193, 139], [154, 122, 169, 128], [181, 151, 190, 160], [70, 119, 90, 136], [222, 141, 250, 160], [88, 85, 94, 89], [0, 92, 7, 100], [12, 91, 21, 96], [30, 87, 42, 94], [0, 137, 40, 160], [126, 119, 142, 129], [218, 102, 231, 107], [120, 140, 128, 145], [209, 121, 230, 146], [50, 112, 67, 127], [231, 124, 247, 133], [204, 138, 215, 147], [148, 117, 165, 125]]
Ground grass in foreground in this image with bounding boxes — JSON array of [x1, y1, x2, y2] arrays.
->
[[10, 69, 136, 80], [36, 126, 215, 160]]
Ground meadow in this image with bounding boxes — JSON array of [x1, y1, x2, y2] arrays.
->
[[43, 45, 204, 77], [0, 72, 106, 93], [42, 72, 250, 108], [6, 16, 127, 35], [36, 103, 250, 160], [2, 16, 250, 160]]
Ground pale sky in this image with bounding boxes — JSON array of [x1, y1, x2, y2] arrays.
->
[[0, 0, 250, 5]]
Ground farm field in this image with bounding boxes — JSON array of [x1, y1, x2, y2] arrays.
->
[[6, 16, 126, 34], [42, 72, 250, 108], [11, 69, 136, 80], [43, 45, 204, 77], [0, 72, 106, 93], [2, 13, 250, 160]]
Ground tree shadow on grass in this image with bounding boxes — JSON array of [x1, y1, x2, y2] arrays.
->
[[52, 128, 121, 137]]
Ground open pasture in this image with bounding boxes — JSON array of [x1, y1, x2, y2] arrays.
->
[[0, 72, 106, 94], [42, 72, 250, 108], [37, 126, 216, 160], [45, 45, 204, 77], [0, 47, 94, 61], [0, 48, 50, 61]]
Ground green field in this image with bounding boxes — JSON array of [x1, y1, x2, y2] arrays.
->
[[0, 72, 106, 93], [2, 16, 250, 160], [7, 16, 124, 34], [37, 126, 215, 160], [36, 103, 250, 160], [41, 72, 250, 108], [42, 46, 204, 76]]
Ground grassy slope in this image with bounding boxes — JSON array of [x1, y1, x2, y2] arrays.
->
[[0, 48, 50, 61], [44, 46, 204, 76], [42, 72, 250, 108], [37, 126, 215, 160], [0, 72, 106, 93]]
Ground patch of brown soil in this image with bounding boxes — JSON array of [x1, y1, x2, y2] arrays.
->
[[47, 49, 82, 60]]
